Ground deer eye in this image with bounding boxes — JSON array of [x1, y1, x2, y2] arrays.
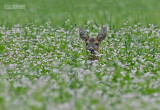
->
[[95, 43, 99, 46], [86, 43, 88, 45]]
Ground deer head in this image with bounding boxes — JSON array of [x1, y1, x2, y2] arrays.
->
[[79, 27, 107, 60]]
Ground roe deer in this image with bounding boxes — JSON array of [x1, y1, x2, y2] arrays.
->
[[79, 27, 107, 62]]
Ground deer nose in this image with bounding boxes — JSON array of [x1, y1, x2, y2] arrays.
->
[[89, 48, 94, 54]]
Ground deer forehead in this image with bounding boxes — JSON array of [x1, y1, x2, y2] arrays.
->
[[87, 38, 99, 43]]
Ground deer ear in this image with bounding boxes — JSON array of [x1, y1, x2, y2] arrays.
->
[[97, 27, 107, 42], [79, 27, 89, 41]]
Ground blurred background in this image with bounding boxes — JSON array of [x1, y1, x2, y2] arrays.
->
[[0, 0, 160, 29]]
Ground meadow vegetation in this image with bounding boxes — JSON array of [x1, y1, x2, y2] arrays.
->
[[1, 0, 160, 110]]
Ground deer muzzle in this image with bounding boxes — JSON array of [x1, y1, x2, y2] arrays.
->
[[89, 48, 94, 55]]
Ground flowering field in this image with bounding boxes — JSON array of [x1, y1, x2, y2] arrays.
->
[[0, 20, 160, 110]]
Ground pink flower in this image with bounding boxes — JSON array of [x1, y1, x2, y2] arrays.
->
[[4, 53, 7, 55], [9, 54, 12, 57]]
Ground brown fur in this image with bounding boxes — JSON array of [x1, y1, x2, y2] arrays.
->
[[79, 27, 107, 61], [86, 38, 100, 60]]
